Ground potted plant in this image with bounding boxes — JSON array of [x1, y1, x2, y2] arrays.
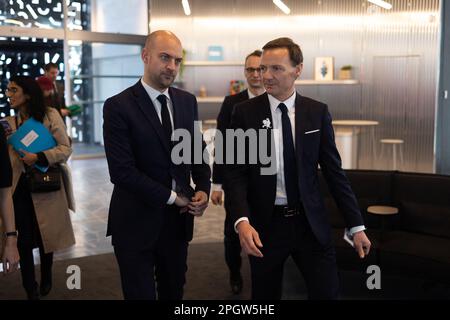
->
[[339, 65, 353, 80], [174, 49, 187, 89]]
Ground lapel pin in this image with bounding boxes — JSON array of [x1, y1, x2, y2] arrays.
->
[[262, 118, 272, 129]]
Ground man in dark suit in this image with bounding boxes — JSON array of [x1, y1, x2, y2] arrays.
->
[[225, 37, 371, 300], [103, 30, 211, 300], [210, 50, 264, 294]]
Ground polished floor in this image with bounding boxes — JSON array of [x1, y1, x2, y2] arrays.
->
[[11, 158, 450, 299], [49, 157, 225, 262], [71, 143, 105, 160]]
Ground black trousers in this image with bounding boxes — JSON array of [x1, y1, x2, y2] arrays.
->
[[114, 206, 189, 300], [224, 198, 242, 276], [249, 211, 339, 300], [13, 174, 53, 295], [17, 240, 53, 295]]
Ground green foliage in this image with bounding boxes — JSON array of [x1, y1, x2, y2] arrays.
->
[[179, 49, 187, 79], [341, 65, 353, 70]]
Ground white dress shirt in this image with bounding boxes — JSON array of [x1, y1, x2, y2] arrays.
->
[[234, 91, 366, 236], [140, 78, 177, 205]]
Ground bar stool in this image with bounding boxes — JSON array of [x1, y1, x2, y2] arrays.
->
[[379, 139, 404, 170]]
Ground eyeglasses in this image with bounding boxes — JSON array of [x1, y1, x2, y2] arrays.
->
[[245, 67, 262, 74], [5, 87, 18, 95]]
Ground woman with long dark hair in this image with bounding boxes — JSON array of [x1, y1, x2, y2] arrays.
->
[[4, 76, 75, 300]]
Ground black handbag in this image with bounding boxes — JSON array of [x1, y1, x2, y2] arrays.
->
[[26, 165, 62, 193]]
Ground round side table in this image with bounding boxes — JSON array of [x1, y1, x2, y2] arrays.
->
[[367, 205, 399, 267], [367, 205, 398, 216]]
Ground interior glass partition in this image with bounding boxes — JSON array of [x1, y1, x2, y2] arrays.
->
[[0, 0, 148, 157]]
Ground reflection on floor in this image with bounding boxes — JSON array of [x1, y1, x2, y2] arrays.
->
[[43, 158, 225, 263], [71, 143, 105, 160], [18, 158, 450, 299]]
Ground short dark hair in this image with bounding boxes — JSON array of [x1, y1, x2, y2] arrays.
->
[[44, 62, 58, 72], [9, 76, 47, 123], [262, 37, 303, 66], [245, 50, 262, 64]]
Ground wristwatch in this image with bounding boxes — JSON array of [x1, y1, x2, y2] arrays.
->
[[5, 231, 18, 237]]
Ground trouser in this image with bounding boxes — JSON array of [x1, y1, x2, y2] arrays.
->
[[13, 174, 53, 296], [224, 199, 242, 276], [18, 236, 53, 295], [249, 209, 339, 300], [114, 206, 189, 300]]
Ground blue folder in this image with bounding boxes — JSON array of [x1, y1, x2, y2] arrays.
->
[[7, 118, 56, 172]]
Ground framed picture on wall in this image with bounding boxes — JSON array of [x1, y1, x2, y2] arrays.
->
[[208, 45, 224, 61], [315, 57, 334, 81]]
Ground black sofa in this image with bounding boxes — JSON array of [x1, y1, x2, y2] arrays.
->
[[319, 170, 450, 284]]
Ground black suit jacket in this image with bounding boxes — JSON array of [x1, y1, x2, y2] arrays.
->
[[225, 92, 363, 246], [212, 89, 249, 186], [103, 81, 211, 250], [0, 125, 12, 188]]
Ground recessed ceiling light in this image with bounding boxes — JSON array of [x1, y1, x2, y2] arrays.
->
[[368, 0, 393, 10], [273, 0, 291, 15], [182, 0, 191, 16]]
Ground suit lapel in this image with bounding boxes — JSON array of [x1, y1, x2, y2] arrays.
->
[[295, 92, 308, 158], [168, 87, 183, 131], [257, 93, 274, 163], [132, 81, 171, 155], [243, 89, 250, 101]]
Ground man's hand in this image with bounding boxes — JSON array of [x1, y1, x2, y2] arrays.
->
[[174, 194, 190, 213], [2, 237, 20, 275], [174, 194, 189, 207], [210, 191, 223, 205], [19, 149, 38, 166], [353, 231, 371, 258], [237, 220, 263, 258], [188, 191, 209, 216]]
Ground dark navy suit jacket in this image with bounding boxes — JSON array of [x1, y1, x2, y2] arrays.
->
[[212, 89, 249, 186], [103, 81, 211, 250], [225, 92, 363, 246]]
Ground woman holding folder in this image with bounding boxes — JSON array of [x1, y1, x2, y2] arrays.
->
[[4, 76, 75, 300]]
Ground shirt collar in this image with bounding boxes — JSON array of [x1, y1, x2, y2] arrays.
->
[[268, 91, 297, 114], [140, 78, 170, 103], [247, 89, 265, 99]]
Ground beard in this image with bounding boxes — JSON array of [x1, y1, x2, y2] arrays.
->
[[156, 72, 176, 89]]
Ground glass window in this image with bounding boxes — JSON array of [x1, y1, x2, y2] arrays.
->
[[0, 36, 64, 118], [0, 0, 148, 34], [88, 0, 148, 35], [69, 42, 143, 156], [0, 0, 64, 29]]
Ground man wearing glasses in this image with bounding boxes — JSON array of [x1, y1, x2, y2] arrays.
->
[[210, 50, 265, 295]]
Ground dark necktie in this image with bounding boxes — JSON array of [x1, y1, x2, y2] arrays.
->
[[278, 103, 300, 207], [157, 94, 173, 143]]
